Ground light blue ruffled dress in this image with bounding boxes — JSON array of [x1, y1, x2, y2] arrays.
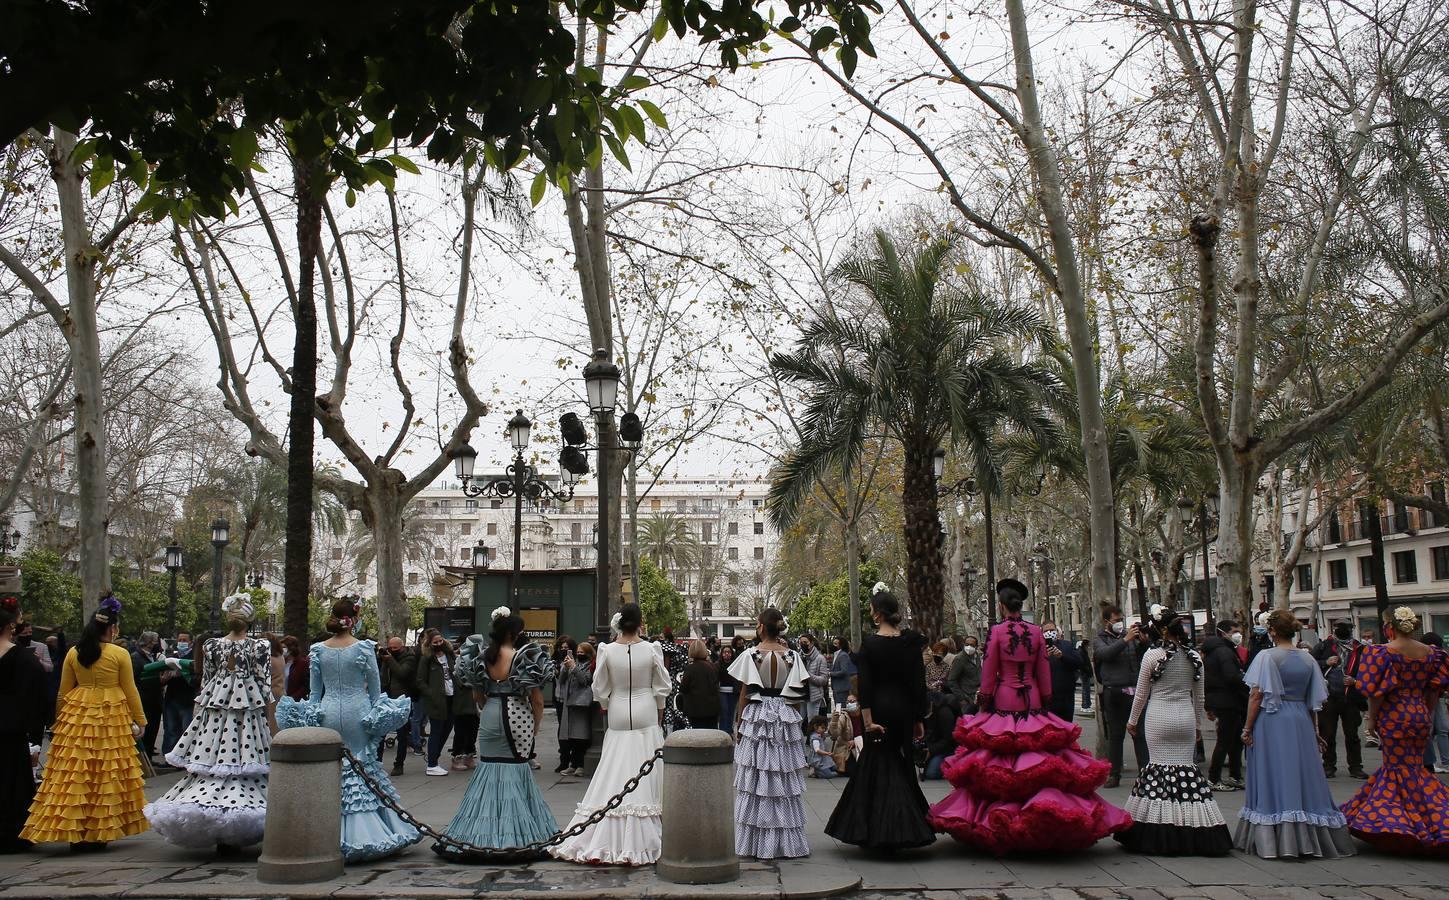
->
[[277, 640, 421, 862], [433, 637, 558, 861], [1234, 647, 1355, 858]]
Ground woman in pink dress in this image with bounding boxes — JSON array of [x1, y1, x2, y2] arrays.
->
[[928, 579, 1130, 854]]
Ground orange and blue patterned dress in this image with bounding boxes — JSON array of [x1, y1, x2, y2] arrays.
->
[[1340, 644, 1449, 855]]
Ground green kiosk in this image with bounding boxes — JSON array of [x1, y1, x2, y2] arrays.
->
[[432, 565, 597, 644]]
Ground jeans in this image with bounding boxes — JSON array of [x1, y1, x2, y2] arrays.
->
[[162, 698, 194, 757], [427, 714, 455, 768], [1424, 701, 1449, 767], [810, 752, 837, 778], [923, 753, 947, 780], [1081, 677, 1093, 709], [1319, 694, 1363, 773], [451, 714, 478, 757], [1103, 687, 1149, 778], [377, 722, 410, 767], [803, 699, 822, 732], [719, 690, 738, 734], [1207, 704, 1245, 782], [409, 698, 427, 751]]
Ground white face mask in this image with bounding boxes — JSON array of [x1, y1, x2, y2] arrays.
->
[[1111, 621, 1126, 635], [1043, 630, 1059, 641], [964, 645, 978, 656], [845, 702, 859, 712], [1230, 632, 1243, 646]]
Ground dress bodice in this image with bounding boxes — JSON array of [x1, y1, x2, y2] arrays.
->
[[455, 637, 555, 697], [981, 617, 1052, 712], [196, 636, 272, 710], [855, 632, 928, 724], [1129, 643, 1205, 730], [594, 639, 671, 731], [1244, 647, 1327, 713]]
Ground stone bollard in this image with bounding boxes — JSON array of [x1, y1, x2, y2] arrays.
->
[[257, 727, 345, 884], [657, 728, 739, 884]]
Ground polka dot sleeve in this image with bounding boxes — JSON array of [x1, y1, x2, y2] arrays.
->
[[1355, 645, 1394, 699]]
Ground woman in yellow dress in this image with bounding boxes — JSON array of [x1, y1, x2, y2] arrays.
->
[[22, 595, 148, 850]]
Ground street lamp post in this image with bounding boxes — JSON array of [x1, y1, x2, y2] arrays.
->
[[209, 519, 229, 633], [1034, 544, 1056, 630], [452, 410, 576, 604], [165, 541, 183, 638], [934, 449, 997, 626], [0, 520, 21, 561], [1178, 497, 1217, 630]]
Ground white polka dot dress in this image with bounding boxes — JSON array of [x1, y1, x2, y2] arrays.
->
[[145, 637, 272, 848]]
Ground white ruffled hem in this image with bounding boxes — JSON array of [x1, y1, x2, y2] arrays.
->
[[163, 752, 269, 777], [144, 800, 267, 848], [571, 801, 663, 819], [1124, 796, 1227, 828], [548, 810, 662, 865]]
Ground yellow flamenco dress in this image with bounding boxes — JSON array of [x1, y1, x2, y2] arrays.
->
[[22, 642, 149, 844]]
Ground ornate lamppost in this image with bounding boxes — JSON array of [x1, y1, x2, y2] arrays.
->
[[452, 411, 577, 603], [1177, 496, 1218, 630], [209, 518, 230, 632], [934, 449, 998, 626], [164, 541, 183, 638]]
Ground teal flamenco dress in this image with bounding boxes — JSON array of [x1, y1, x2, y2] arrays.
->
[[277, 640, 421, 862], [433, 636, 559, 861]]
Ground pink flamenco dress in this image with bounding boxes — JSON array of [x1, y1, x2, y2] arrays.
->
[[927, 615, 1131, 854], [1340, 644, 1449, 855]]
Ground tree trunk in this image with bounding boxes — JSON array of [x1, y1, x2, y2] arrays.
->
[[845, 520, 861, 648], [284, 155, 324, 640], [51, 128, 111, 616], [901, 442, 944, 640], [361, 479, 407, 640], [1216, 462, 1256, 627], [1003, 0, 1118, 612], [1365, 502, 1389, 636]]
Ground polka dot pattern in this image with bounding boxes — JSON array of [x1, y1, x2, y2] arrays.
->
[[1340, 645, 1449, 855]]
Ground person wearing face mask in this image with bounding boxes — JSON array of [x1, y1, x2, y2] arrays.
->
[[1091, 604, 1151, 787], [797, 634, 830, 729], [161, 632, 198, 758], [1246, 612, 1274, 667], [945, 636, 982, 713], [1201, 620, 1247, 791], [828, 637, 856, 710], [1311, 619, 1367, 780], [1041, 622, 1083, 723]]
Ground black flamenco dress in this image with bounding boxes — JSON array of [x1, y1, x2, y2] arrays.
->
[[1, 642, 48, 853], [825, 630, 936, 851]]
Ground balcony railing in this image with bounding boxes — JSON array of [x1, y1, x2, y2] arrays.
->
[[1301, 509, 1440, 547]]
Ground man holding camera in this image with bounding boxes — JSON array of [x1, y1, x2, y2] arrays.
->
[[1312, 618, 1367, 779], [377, 636, 418, 776], [1090, 605, 1150, 788]]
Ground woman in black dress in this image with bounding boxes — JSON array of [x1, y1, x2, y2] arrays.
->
[[824, 585, 936, 851], [1, 600, 48, 853]]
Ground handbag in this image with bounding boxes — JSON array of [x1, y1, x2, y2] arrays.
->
[[503, 695, 536, 759]]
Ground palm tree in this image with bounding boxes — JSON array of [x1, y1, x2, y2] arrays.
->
[[635, 511, 700, 576], [348, 497, 432, 578], [768, 229, 1060, 639]]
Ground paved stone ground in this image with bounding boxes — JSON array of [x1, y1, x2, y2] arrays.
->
[[4, 706, 1445, 899]]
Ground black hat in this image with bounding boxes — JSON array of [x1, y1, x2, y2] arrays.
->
[[996, 578, 1029, 601]]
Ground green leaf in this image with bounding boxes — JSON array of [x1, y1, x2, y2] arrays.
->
[[229, 128, 260, 172], [70, 139, 98, 168], [89, 157, 116, 197], [637, 99, 668, 129], [809, 26, 838, 53], [619, 105, 648, 142], [651, 12, 669, 41], [604, 134, 632, 171], [841, 44, 859, 78], [529, 171, 547, 207], [388, 153, 420, 175], [620, 75, 651, 92], [585, 137, 603, 170], [344, 188, 357, 208]]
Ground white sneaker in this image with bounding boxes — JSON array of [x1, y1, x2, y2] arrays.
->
[[1434, 764, 1449, 774], [570, 767, 585, 776], [425, 766, 449, 776]]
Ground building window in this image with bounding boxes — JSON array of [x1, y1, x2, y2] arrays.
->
[[728, 547, 738, 560], [491, 499, 502, 509], [702, 599, 713, 616], [571, 522, 582, 541], [1431, 483, 1447, 528], [571, 547, 582, 565], [331, 547, 343, 561], [1327, 511, 1342, 544], [487, 522, 497, 536], [1359, 555, 1376, 588], [1393, 550, 1418, 584], [702, 547, 713, 565], [651, 498, 661, 511], [357, 571, 367, 586], [701, 498, 713, 510], [330, 572, 341, 585], [408, 572, 419, 585], [702, 522, 712, 542], [434, 547, 445, 561], [751, 499, 762, 508], [461, 522, 472, 536], [1296, 564, 1312, 593], [728, 572, 739, 586], [753, 522, 764, 535], [677, 499, 687, 512], [465, 499, 477, 510], [1328, 559, 1348, 590], [1432, 545, 1449, 580], [460, 547, 471, 560], [728, 522, 738, 536], [433, 522, 445, 536], [753, 547, 764, 560]]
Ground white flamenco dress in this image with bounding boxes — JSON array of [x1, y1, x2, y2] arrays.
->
[[549, 638, 671, 865], [146, 636, 272, 848]]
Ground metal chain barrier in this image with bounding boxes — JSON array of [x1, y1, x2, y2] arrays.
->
[[339, 745, 664, 858]]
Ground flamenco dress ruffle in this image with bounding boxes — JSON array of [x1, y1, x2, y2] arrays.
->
[[927, 709, 1129, 855], [1114, 764, 1233, 856], [824, 729, 935, 851], [278, 694, 421, 861], [1344, 760, 1449, 854], [549, 725, 665, 865], [734, 697, 809, 859], [22, 685, 148, 844], [147, 688, 271, 847]]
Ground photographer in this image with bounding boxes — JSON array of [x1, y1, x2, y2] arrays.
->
[[376, 636, 418, 776], [1090, 605, 1150, 787]]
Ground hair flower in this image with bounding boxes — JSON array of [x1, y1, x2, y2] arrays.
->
[[779, 615, 790, 636], [871, 581, 888, 596], [491, 605, 511, 621], [1149, 603, 1165, 623], [609, 611, 623, 634]]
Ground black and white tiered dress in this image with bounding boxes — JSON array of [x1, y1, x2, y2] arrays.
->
[[146, 636, 272, 848], [1115, 643, 1232, 855], [729, 647, 810, 859]]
